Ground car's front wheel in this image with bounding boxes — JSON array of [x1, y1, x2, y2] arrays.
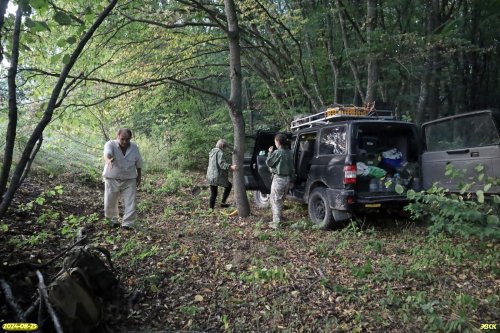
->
[[254, 190, 270, 208], [308, 187, 334, 229]]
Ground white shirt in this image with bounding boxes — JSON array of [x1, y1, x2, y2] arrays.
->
[[102, 140, 144, 179]]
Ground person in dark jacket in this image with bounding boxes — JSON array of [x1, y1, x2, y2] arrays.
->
[[206, 139, 237, 210]]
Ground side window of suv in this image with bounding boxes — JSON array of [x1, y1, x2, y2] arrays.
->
[[319, 126, 347, 155]]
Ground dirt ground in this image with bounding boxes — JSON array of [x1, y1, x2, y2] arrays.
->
[[0, 171, 498, 332]]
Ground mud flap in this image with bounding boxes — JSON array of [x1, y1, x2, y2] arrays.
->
[[332, 209, 353, 222]]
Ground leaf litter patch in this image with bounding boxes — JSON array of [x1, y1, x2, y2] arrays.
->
[[0, 171, 498, 332]]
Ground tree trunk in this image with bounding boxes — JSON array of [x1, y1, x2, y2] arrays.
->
[[365, 0, 377, 103], [0, 0, 119, 218], [304, 31, 325, 107], [325, 10, 340, 104], [224, 0, 251, 218], [415, 0, 439, 124], [0, 4, 22, 198], [0, 0, 9, 63], [415, 67, 429, 124], [336, 0, 365, 104]]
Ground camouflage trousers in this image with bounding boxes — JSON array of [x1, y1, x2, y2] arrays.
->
[[270, 175, 290, 225]]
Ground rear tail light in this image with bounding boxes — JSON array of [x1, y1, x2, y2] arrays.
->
[[343, 165, 357, 184]]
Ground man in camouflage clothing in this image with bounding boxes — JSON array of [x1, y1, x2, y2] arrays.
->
[[266, 133, 294, 229]]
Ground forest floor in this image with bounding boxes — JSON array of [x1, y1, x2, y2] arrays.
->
[[0, 171, 499, 333]]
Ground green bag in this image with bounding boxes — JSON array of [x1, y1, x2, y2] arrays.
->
[[62, 246, 118, 299], [48, 267, 102, 332], [367, 166, 387, 179], [47, 246, 118, 332]]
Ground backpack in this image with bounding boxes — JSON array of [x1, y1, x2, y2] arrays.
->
[[47, 246, 118, 332], [48, 267, 102, 333], [61, 246, 118, 299]]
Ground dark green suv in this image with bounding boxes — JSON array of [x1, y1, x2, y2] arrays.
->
[[244, 108, 499, 228]]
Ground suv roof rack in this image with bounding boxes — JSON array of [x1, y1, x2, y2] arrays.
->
[[291, 105, 394, 130]]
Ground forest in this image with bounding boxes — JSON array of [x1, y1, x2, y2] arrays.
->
[[0, 0, 499, 332]]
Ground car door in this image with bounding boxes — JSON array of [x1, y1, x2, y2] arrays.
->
[[421, 110, 500, 194], [244, 131, 289, 194]]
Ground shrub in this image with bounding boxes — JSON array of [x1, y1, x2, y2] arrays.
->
[[405, 165, 500, 239], [157, 169, 193, 194]]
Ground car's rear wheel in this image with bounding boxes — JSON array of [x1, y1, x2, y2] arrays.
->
[[308, 187, 334, 229], [254, 190, 270, 208]]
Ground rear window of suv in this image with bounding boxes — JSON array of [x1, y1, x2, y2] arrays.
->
[[424, 113, 500, 151]]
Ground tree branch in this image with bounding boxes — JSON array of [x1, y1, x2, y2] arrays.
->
[[120, 11, 218, 29], [0, 0, 9, 63], [0, 0, 119, 217], [175, 0, 228, 32], [36, 270, 64, 333], [0, 2, 22, 198], [337, 0, 367, 43], [0, 278, 27, 322], [18, 135, 43, 186]]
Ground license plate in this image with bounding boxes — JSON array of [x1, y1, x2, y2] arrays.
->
[[365, 203, 381, 208]]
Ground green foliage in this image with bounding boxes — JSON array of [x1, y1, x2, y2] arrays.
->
[[116, 237, 141, 258], [239, 265, 288, 285], [9, 230, 52, 247], [179, 305, 202, 317], [166, 109, 230, 171], [18, 185, 64, 212], [409, 234, 468, 270], [163, 207, 175, 219], [61, 213, 99, 239], [405, 166, 500, 239], [27, 231, 51, 246], [290, 218, 313, 230], [37, 210, 60, 224], [351, 259, 374, 279], [116, 236, 160, 264], [157, 169, 193, 194], [137, 200, 153, 213], [376, 258, 405, 281]]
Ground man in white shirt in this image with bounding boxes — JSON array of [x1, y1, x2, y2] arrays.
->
[[102, 128, 144, 228]]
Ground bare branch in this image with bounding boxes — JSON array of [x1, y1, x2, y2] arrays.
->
[[175, 0, 227, 31], [36, 270, 64, 333], [0, 279, 26, 322], [18, 136, 43, 186], [55, 72, 83, 107]]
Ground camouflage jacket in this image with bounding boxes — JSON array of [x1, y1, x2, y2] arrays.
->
[[206, 148, 231, 187]]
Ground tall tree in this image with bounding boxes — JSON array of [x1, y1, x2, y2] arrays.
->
[[365, 0, 378, 103], [0, 0, 119, 217], [224, 0, 250, 217], [0, 3, 22, 198]]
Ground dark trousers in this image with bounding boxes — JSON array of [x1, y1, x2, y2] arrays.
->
[[209, 183, 232, 209]]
